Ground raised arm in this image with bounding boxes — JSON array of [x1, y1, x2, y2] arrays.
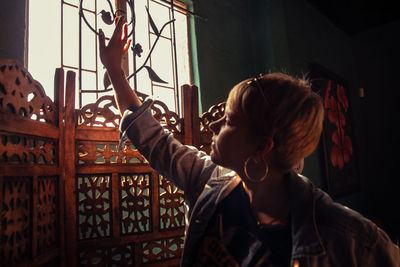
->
[[97, 16, 220, 206], [98, 16, 140, 115]]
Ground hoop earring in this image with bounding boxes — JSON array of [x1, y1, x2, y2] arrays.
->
[[244, 156, 269, 182]]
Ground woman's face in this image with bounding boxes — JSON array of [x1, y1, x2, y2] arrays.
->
[[209, 102, 258, 171]]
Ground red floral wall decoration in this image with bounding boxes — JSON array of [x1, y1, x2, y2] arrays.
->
[[308, 63, 360, 198]]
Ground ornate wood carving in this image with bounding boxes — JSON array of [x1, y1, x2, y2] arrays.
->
[[77, 93, 183, 135], [120, 174, 152, 235], [78, 141, 146, 165], [1, 177, 31, 265], [159, 175, 185, 230], [141, 236, 184, 264], [77, 175, 111, 240], [79, 243, 135, 266], [37, 176, 58, 254], [0, 60, 62, 266], [78, 95, 120, 128], [199, 102, 225, 153], [0, 132, 57, 165], [200, 102, 225, 132], [151, 100, 183, 134], [0, 60, 56, 124], [0, 58, 226, 265]]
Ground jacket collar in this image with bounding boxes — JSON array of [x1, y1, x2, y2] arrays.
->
[[288, 171, 326, 257], [215, 173, 241, 205], [215, 170, 326, 258]]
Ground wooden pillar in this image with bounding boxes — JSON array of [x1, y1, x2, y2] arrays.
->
[[0, 173, 2, 253], [151, 170, 160, 232], [64, 71, 77, 266], [111, 172, 120, 239], [54, 68, 66, 266], [32, 174, 38, 258], [182, 84, 200, 147]]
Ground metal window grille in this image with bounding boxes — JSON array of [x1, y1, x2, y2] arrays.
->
[[59, 0, 192, 114]]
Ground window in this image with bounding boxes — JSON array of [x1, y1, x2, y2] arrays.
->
[[28, 0, 193, 114]]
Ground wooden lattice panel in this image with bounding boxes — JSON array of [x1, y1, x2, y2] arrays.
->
[[60, 81, 209, 266], [1, 176, 59, 266], [159, 175, 185, 230], [77, 175, 112, 240], [78, 95, 120, 128], [77, 90, 149, 128], [76, 95, 184, 136], [200, 102, 225, 132], [0, 132, 57, 164], [78, 141, 146, 165], [151, 100, 183, 134], [37, 176, 58, 254], [199, 102, 225, 153], [0, 60, 56, 124], [79, 243, 135, 266], [141, 236, 184, 264], [120, 173, 152, 235], [0, 60, 63, 266], [0, 60, 221, 265], [1, 177, 32, 265]]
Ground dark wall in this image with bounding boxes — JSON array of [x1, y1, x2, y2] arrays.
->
[[194, 0, 399, 239], [281, 0, 361, 201], [0, 0, 26, 65], [193, 0, 256, 110], [194, 0, 359, 190], [282, 0, 399, 239], [351, 21, 400, 238], [193, 0, 295, 111]]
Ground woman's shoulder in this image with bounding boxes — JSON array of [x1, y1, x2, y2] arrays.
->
[[313, 188, 384, 247], [313, 189, 399, 265]]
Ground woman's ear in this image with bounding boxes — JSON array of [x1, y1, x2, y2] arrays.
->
[[258, 136, 274, 157]]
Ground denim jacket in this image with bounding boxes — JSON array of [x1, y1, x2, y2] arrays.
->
[[121, 100, 399, 267]]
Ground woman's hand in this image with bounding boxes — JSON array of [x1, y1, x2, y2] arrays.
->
[[99, 16, 131, 71], [98, 16, 141, 115]]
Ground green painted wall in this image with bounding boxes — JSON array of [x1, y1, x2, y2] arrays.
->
[[193, 0, 256, 111], [193, 0, 295, 111]]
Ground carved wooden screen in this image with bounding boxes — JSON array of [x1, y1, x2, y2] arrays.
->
[[0, 60, 226, 266], [62, 71, 204, 266], [0, 60, 65, 266], [198, 102, 226, 154]]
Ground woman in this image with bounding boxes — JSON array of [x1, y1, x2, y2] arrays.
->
[[99, 17, 399, 266]]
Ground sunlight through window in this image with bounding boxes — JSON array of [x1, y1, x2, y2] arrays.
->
[[28, 0, 192, 114]]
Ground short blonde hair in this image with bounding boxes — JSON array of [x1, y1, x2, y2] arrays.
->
[[227, 73, 324, 171]]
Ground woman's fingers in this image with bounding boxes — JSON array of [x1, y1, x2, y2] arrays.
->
[[98, 29, 105, 48], [116, 15, 125, 30], [121, 22, 131, 53], [97, 16, 129, 68], [98, 29, 106, 60], [121, 23, 128, 44], [110, 16, 124, 43], [123, 39, 132, 53]]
